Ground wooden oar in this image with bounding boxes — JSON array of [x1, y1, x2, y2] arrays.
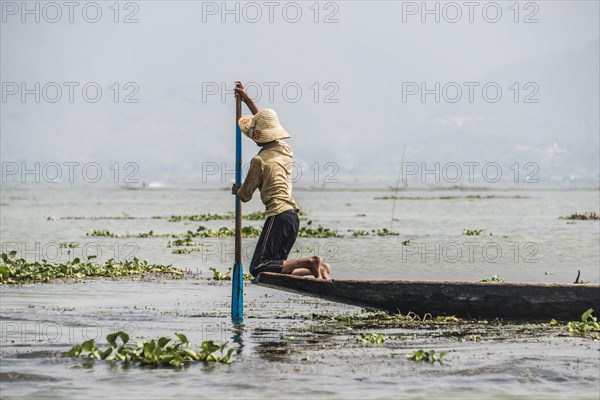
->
[[231, 84, 244, 323]]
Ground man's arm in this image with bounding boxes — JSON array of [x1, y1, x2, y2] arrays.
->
[[232, 156, 262, 202], [235, 80, 259, 115]]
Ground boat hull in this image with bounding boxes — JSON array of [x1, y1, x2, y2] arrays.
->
[[255, 273, 600, 320]]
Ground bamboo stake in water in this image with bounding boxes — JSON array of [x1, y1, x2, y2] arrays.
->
[[390, 144, 407, 228]]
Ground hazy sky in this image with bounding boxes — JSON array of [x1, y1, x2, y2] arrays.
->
[[1, 1, 599, 188]]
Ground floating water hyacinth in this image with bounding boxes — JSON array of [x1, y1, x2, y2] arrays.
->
[[59, 242, 80, 248], [155, 210, 308, 222], [167, 237, 202, 247], [0, 252, 182, 285], [349, 228, 399, 237], [356, 333, 385, 345], [87, 226, 263, 239], [86, 221, 375, 240], [298, 221, 339, 238], [209, 267, 252, 281], [374, 195, 528, 200], [550, 309, 600, 339], [58, 213, 135, 220], [406, 349, 447, 363], [172, 248, 203, 254], [479, 275, 505, 283], [402, 238, 414, 245], [65, 332, 235, 367], [559, 212, 599, 221]]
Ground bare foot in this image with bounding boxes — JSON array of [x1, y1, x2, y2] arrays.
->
[[320, 262, 331, 280], [309, 256, 323, 279], [282, 256, 322, 278]]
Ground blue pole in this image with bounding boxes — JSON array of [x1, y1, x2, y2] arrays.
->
[[232, 88, 244, 323]]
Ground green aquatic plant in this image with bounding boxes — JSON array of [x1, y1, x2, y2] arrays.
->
[[464, 195, 528, 199], [407, 349, 447, 363], [157, 209, 307, 222], [65, 332, 234, 367], [298, 221, 339, 238], [191, 226, 262, 238], [479, 275, 505, 283], [363, 311, 395, 321], [59, 242, 80, 248], [87, 229, 120, 238], [357, 310, 432, 323], [348, 228, 399, 237], [209, 267, 252, 281], [573, 270, 591, 284], [574, 279, 590, 284], [434, 315, 459, 323], [88, 226, 262, 239], [358, 310, 461, 324], [375, 195, 528, 200], [244, 211, 267, 220], [559, 212, 599, 221], [209, 267, 231, 281], [136, 231, 164, 238], [293, 246, 315, 254], [87, 229, 170, 238], [402, 238, 414, 246], [172, 248, 202, 254], [375, 195, 460, 200], [549, 309, 599, 339], [88, 222, 337, 240], [176, 225, 260, 240], [241, 226, 263, 238], [0, 252, 182, 284], [372, 228, 399, 236], [567, 309, 599, 338], [463, 229, 484, 236], [333, 315, 355, 323], [167, 237, 201, 247], [60, 213, 134, 220], [356, 333, 385, 345], [166, 213, 233, 222]]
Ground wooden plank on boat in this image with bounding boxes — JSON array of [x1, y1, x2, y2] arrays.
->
[[255, 273, 600, 320]]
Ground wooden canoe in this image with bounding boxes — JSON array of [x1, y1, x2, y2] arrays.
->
[[255, 273, 600, 320]]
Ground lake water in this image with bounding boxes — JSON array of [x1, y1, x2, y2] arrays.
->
[[1, 187, 599, 399]]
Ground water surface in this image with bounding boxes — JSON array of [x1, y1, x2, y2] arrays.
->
[[1, 188, 599, 399]]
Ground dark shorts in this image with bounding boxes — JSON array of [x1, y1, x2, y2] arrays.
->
[[249, 209, 300, 277]]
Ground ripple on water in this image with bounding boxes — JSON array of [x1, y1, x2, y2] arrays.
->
[[0, 372, 61, 382]]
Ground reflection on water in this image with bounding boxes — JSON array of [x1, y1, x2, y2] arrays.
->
[[230, 322, 245, 359], [254, 341, 295, 362]]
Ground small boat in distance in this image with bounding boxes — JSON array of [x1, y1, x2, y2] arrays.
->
[[120, 182, 146, 190], [255, 273, 600, 320], [118, 182, 167, 190]]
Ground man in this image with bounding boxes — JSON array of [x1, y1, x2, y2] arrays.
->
[[232, 81, 331, 280]]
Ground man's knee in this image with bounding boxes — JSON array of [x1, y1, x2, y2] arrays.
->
[[250, 260, 284, 277], [310, 255, 322, 266]]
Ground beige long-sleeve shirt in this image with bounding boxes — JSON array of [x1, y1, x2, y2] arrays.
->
[[238, 140, 299, 217]]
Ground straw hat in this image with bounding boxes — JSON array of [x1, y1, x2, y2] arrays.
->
[[238, 109, 290, 143]]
